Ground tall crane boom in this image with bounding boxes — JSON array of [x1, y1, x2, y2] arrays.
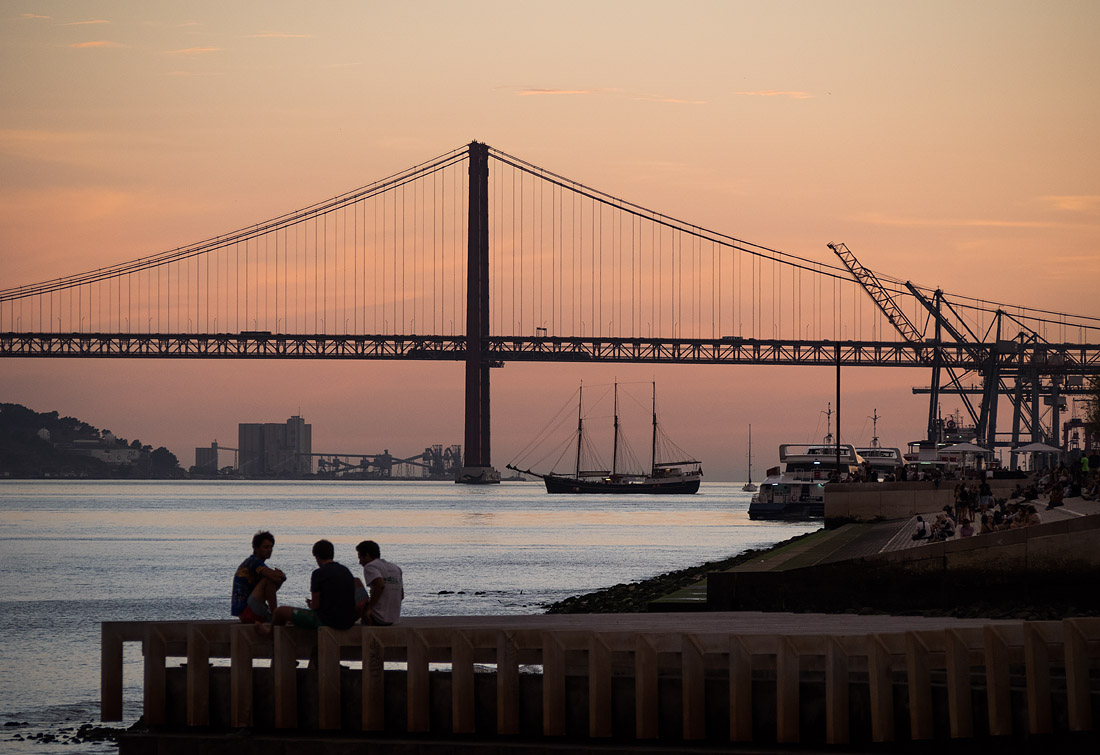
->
[[827, 242, 924, 343]]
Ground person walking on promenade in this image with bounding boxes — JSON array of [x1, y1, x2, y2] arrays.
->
[[272, 539, 358, 630], [355, 540, 404, 626], [231, 530, 286, 625]]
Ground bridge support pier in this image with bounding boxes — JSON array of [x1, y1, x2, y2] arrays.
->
[[457, 141, 499, 485]]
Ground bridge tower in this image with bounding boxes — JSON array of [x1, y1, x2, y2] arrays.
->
[[456, 142, 500, 484]]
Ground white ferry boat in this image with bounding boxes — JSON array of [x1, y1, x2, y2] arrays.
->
[[854, 446, 904, 481], [747, 444, 863, 520]]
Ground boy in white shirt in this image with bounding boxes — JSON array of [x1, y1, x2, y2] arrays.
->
[[354, 540, 404, 626]]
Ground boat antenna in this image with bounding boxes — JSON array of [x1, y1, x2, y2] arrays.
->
[[822, 402, 833, 445], [747, 424, 753, 483], [869, 408, 881, 449], [612, 381, 620, 476], [575, 383, 584, 477], [651, 381, 657, 471]]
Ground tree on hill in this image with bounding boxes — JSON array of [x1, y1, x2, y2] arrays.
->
[[151, 447, 184, 478], [0, 403, 183, 478]]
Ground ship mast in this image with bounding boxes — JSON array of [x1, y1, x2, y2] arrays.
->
[[650, 381, 658, 471], [575, 384, 584, 476], [869, 408, 881, 449], [823, 402, 834, 445], [747, 424, 753, 483], [612, 382, 620, 475]]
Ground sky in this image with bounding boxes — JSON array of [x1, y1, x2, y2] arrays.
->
[[2, 1, 1099, 479]]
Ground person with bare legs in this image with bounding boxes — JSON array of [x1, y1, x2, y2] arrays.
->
[[272, 539, 358, 631], [231, 530, 286, 632]]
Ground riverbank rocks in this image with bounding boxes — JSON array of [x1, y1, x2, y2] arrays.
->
[[544, 532, 815, 614]]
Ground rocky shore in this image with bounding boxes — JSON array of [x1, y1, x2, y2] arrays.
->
[[543, 528, 1100, 620], [544, 532, 816, 614]]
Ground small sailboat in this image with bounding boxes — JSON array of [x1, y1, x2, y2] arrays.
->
[[507, 382, 702, 494], [741, 424, 758, 492]]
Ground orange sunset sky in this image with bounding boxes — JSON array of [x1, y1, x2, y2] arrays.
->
[[2, 2, 1099, 479]]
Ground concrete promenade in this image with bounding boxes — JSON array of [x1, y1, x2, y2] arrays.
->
[[655, 494, 1100, 611]]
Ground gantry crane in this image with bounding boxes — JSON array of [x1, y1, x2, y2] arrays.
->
[[828, 242, 1078, 463]]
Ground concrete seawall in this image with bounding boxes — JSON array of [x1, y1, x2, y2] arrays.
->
[[825, 479, 1022, 524]]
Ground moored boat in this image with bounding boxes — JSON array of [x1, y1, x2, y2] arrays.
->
[[507, 382, 702, 494], [741, 424, 758, 492], [855, 446, 904, 481], [747, 443, 863, 520]]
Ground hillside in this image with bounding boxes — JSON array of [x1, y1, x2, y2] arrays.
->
[[0, 403, 183, 479]]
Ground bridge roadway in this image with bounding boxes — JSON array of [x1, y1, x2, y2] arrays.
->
[[3, 332, 1100, 372]]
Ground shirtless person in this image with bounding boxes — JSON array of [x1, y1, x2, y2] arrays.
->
[[231, 530, 286, 625], [354, 540, 404, 626]]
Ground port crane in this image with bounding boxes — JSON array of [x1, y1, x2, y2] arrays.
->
[[829, 242, 1086, 466]]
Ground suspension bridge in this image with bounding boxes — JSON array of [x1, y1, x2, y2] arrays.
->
[[2, 142, 1098, 480]]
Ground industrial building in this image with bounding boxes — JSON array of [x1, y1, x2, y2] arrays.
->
[[237, 415, 312, 477]]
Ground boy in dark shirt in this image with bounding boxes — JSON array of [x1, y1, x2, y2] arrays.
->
[[272, 539, 358, 631], [231, 530, 286, 624]]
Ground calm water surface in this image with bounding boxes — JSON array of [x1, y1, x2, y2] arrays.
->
[[0, 479, 817, 752]]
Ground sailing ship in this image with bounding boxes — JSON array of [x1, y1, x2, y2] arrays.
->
[[507, 382, 702, 494], [741, 424, 758, 492]]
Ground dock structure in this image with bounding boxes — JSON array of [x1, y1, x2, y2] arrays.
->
[[104, 611, 1100, 751]]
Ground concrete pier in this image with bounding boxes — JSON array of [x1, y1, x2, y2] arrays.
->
[[105, 611, 1100, 752]]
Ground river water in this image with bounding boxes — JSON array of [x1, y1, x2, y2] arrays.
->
[[0, 479, 816, 752]]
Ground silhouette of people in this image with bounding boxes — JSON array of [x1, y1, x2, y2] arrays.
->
[[354, 540, 404, 626], [272, 539, 358, 630], [231, 530, 286, 625]]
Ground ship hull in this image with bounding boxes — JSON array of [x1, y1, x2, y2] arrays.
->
[[747, 501, 824, 520], [543, 474, 700, 494]]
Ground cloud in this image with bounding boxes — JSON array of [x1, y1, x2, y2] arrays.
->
[[70, 41, 124, 49], [514, 87, 703, 104], [21, 13, 50, 20], [852, 211, 1069, 230], [64, 20, 110, 26], [517, 88, 592, 96], [734, 90, 813, 99], [1039, 195, 1100, 213], [247, 31, 313, 38], [163, 46, 222, 55]]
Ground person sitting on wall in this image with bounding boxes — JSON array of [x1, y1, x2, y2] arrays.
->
[[231, 530, 286, 628], [1046, 482, 1064, 510], [272, 539, 358, 631], [979, 513, 995, 535], [930, 513, 955, 541], [353, 540, 405, 626], [912, 515, 929, 541], [1024, 505, 1042, 527], [958, 518, 975, 538]]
